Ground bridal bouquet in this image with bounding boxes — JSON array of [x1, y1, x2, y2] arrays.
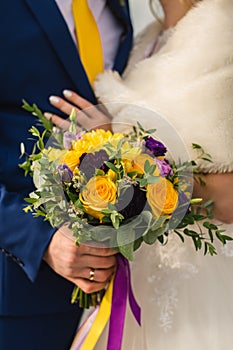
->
[[19, 101, 232, 349]]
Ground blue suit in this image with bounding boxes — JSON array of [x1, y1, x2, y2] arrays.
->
[[0, 1, 132, 348]]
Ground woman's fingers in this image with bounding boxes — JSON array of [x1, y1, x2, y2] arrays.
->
[[63, 89, 94, 109], [45, 109, 98, 131], [48, 94, 92, 130], [48, 90, 112, 131], [49, 91, 94, 117], [63, 90, 112, 124], [44, 112, 71, 131], [49, 95, 79, 116]]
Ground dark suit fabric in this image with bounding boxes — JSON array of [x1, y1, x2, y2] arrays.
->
[[0, 0, 132, 348]]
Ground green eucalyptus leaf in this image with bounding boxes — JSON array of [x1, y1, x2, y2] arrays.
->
[[118, 241, 134, 261], [117, 226, 135, 247], [146, 175, 159, 184], [90, 225, 116, 242], [133, 237, 143, 251], [150, 216, 167, 231], [192, 143, 202, 149], [104, 161, 118, 173], [143, 229, 159, 245], [148, 164, 157, 175], [144, 160, 151, 173]]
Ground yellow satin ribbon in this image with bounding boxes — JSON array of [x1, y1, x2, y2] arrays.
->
[[71, 277, 114, 349], [72, 0, 104, 85]]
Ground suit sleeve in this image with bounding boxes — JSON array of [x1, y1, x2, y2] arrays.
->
[[0, 183, 56, 282]]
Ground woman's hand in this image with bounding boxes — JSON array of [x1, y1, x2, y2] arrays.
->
[[45, 89, 112, 131], [193, 172, 233, 224]]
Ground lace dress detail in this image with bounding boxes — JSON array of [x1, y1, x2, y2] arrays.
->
[[131, 235, 199, 333]]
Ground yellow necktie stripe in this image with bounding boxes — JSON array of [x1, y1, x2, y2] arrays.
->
[[72, 0, 104, 85]]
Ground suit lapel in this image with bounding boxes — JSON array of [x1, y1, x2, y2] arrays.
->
[[24, 0, 93, 97], [107, 0, 131, 25], [107, 0, 133, 73], [23, 0, 132, 98]]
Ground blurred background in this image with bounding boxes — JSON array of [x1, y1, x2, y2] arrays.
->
[[129, 0, 155, 35]]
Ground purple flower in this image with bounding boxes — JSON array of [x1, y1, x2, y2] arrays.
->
[[57, 164, 73, 182], [145, 136, 167, 157], [63, 131, 76, 149], [174, 190, 191, 216], [178, 190, 191, 212], [79, 150, 109, 179], [76, 131, 86, 140], [156, 158, 173, 177], [116, 185, 148, 220]]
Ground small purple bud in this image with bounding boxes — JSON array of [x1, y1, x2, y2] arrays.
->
[[76, 131, 86, 140], [57, 164, 73, 182], [63, 131, 76, 149], [156, 158, 173, 177]]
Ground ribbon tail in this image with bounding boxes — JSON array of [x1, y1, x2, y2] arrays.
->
[[107, 255, 128, 350], [71, 277, 114, 350], [70, 307, 99, 350], [125, 257, 141, 326]]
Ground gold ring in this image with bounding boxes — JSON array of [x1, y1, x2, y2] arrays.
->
[[89, 268, 95, 282]]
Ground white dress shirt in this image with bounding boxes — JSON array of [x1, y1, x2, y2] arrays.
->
[[54, 0, 123, 69]]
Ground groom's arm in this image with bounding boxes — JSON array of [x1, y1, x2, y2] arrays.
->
[[0, 183, 56, 281]]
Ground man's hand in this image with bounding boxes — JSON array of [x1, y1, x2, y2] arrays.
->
[[43, 227, 117, 293]]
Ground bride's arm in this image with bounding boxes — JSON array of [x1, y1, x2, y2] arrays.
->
[[46, 91, 233, 225], [193, 172, 233, 224]]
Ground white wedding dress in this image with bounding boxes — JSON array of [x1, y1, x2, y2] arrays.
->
[[90, 0, 233, 349]]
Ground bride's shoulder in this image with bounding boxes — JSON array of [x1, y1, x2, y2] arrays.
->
[[134, 21, 162, 48], [123, 21, 162, 77]]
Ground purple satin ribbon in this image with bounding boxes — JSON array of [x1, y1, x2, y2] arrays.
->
[[107, 254, 141, 350]]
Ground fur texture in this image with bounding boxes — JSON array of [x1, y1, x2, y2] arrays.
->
[[95, 0, 233, 172]]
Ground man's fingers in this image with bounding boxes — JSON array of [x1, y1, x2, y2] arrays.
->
[[78, 254, 116, 270], [73, 279, 108, 294], [72, 266, 115, 283], [77, 243, 117, 256]]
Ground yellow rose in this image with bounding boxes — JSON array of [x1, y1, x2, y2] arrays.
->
[[43, 147, 67, 163], [63, 150, 82, 171], [79, 176, 117, 221], [124, 153, 160, 176], [147, 178, 178, 217]]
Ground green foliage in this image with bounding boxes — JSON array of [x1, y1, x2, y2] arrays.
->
[[20, 103, 232, 268]]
